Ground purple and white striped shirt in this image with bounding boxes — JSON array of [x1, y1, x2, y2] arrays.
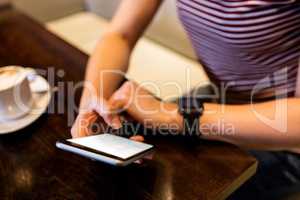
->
[[177, 0, 300, 102]]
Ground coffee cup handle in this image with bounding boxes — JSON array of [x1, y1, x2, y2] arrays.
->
[[23, 68, 37, 82], [23, 68, 51, 93]]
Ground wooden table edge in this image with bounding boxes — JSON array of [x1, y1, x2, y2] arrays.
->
[[216, 160, 258, 200]]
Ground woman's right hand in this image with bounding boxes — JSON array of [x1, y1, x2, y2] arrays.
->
[[69, 0, 162, 138], [71, 93, 122, 138]]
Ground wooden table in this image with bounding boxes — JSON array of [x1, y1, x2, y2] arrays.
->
[[0, 5, 257, 200]]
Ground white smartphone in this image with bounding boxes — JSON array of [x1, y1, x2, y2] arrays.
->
[[56, 134, 154, 167]]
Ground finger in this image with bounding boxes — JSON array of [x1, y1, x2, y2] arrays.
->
[[109, 90, 129, 112], [71, 111, 97, 138], [109, 81, 138, 112], [144, 152, 154, 160], [92, 100, 122, 129], [71, 111, 98, 138], [134, 153, 154, 165], [134, 159, 143, 164], [130, 135, 145, 142]]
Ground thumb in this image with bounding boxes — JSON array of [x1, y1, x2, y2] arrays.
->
[[91, 99, 122, 129], [71, 110, 98, 138], [108, 88, 132, 113]]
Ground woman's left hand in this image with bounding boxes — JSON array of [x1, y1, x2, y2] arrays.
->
[[108, 81, 182, 134]]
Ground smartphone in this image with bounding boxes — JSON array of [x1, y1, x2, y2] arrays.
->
[[56, 134, 154, 167]]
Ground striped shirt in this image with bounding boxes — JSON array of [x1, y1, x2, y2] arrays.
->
[[176, 0, 300, 102]]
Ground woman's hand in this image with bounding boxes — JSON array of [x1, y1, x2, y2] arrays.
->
[[108, 81, 183, 132], [71, 92, 122, 138], [71, 81, 183, 140]]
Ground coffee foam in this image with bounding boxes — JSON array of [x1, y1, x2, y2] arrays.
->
[[0, 67, 26, 90]]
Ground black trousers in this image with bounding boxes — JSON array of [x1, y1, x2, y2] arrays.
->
[[228, 151, 300, 200]]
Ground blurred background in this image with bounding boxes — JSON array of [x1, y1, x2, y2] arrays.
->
[[3, 0, 209, 99], [10, 0, 196, 58]]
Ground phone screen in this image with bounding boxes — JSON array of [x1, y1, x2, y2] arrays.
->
[[67, 134, 153, 160]]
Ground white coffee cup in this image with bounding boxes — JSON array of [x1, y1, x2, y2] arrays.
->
[[0, 66, 35, 121]]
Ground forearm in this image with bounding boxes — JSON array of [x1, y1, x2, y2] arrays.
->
[[81, 32, 131, 105], [200, 98, 300, 150], [82, 0, 162, 102], [109, 81, 300, 150], [72, 0, 162, 136]]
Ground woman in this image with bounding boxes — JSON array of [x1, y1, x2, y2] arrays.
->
[[71, 0, 300, 199]]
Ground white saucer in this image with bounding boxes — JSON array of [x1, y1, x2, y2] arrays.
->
[[0, 76, 52, 135]]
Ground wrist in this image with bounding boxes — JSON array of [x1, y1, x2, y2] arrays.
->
[[200, 103, 221, 138], [169, 105, 184, 132], [175, 112, 184, 132], [174, 102, 217, 136], [79, 89, 105, 110], [155, 102, 183, 132], [82, 78, 113, 100]]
